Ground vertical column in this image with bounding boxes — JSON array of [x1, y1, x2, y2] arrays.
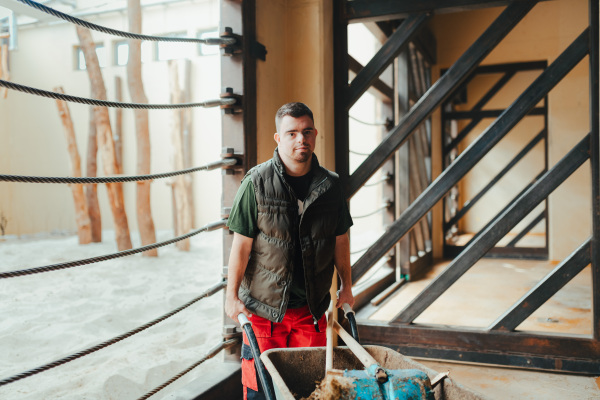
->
[[333, 0, 349, 186], [381, 80, 396, 273], [332, 0, 349, 328], [590, 0, 599, 340], [395, 52, 410, 278], [220, 0, 258, 361]]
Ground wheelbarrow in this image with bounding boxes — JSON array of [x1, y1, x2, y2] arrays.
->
[[257, 306, 486, 400]]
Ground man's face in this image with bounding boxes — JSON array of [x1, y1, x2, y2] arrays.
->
[[274, 115, 318, 164]]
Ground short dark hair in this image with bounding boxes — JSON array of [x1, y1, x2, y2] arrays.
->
[[275, 102, 314, 131]]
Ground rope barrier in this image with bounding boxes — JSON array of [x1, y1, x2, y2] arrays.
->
[[14, 0, 237, 45], [0, 2, 241, 396], [363, 174, 392, 188], [350, 246, 369, 255], [0, 79, 236, 109], [0, 220, 227, 279], [136, 338, 240, 400], [349, 115, 388, 127], [0, 158, 237, 184], [0, 280, 227, 387], [352, 202, 391, 219], [349, 149, 371, 156]]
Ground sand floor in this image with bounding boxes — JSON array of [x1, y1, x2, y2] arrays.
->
[[0, 230, 224, 400]]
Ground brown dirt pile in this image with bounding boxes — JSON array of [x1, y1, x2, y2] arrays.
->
[[302, 374, 356, 400]]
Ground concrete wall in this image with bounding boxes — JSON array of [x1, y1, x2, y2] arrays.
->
[[0, 0, 223, 237], [430, 0, 591, 260]]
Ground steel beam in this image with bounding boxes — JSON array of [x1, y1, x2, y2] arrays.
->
[[347, 13, 430, 109], [461, 170, 545, 249], [505, 211, 545, 247], [445, 130, 545, 230], [589, 0, 600, 341], [444, 72, 515, 154], [444, 107, 545, 120], [490, 238, 592, 331], [357, 321, 600, 374], [396, 52, 411, 277], [348, 55, 394, 102], [444, 244, 547, 260], [444, 62, 547, 154], [334, 0, 350, 183], [347, 2, 537, 198], [393, 134, 590, 324], [351, 27, 589, 284], [344, 0, 549, 23]]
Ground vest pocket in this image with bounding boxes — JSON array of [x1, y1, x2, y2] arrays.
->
[[245, 262, 285, 309]]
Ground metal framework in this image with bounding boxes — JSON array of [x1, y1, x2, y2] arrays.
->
[[334, 0, 600, 374], [442, 61, 549, 260], [219, 0, 259, 374]]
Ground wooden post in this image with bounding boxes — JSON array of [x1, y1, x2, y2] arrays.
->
[[0, 42, 9, 98], [86, 105, 102, 242], [54, 87, 92, 244], [76, 25, 132, 251], [182, 60, 195, 227], [114, 76, 124, 174], [169, 60, 192, 251], [127, 0, 157, 256]]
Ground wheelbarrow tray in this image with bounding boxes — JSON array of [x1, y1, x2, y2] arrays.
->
[[261, 345, 487, 400]]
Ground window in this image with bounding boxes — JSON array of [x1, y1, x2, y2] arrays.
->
[[114, 40, 152, 66], [156, 31, 191, 61], [198, 29, 220, 56], [75, 44, 106, 70]]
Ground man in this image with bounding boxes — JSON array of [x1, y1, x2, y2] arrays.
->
[[225, 102, 354, 399]]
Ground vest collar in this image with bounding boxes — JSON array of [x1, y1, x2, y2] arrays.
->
[[273, 147, 324, 180]]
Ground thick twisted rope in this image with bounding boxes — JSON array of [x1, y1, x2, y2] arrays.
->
[[0, 158, 237, 184], [0, 280, 227, 387], [352, 203, 391, 219], [0, 220, 227, 279], [136, 338, 240, 400], [0, 79, 236, 109], [349, 115, 388, 127], [15, 0, 236, 45]]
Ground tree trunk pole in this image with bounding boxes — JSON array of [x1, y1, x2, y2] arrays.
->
[[169, 60, 192, 251], [0, 43, 9, 98], [114, 76, 124, 174], [76, 25, 132, 251], [54, 86, 92, 244], [86, 105, 102, 242], [182, 60, 195, 226], [127, 0, 158, 256]]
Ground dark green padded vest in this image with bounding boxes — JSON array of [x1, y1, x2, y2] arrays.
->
[[238, 148, 341, 323]]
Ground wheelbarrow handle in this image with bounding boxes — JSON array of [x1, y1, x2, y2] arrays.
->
[[341, 303, 360, 343], [237, 313, 276, 400], [237, 313, 251, 327], [342, 303, 354, 317]]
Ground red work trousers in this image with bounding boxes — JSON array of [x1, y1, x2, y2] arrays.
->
[[241, 305, 326, 399]]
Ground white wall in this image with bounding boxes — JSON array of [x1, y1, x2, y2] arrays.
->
[[0, 0, 224, 237]]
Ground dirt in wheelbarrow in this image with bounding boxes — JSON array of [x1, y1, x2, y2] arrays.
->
[[301, 374, 355, 400]]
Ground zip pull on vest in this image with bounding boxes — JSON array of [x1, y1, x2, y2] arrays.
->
[[313, 316, 320, 332]]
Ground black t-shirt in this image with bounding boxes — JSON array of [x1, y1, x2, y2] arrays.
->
[[284, 172, 313, 308]]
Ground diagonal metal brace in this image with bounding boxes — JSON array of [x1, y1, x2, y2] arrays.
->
[[351, 27, 590, 285]]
